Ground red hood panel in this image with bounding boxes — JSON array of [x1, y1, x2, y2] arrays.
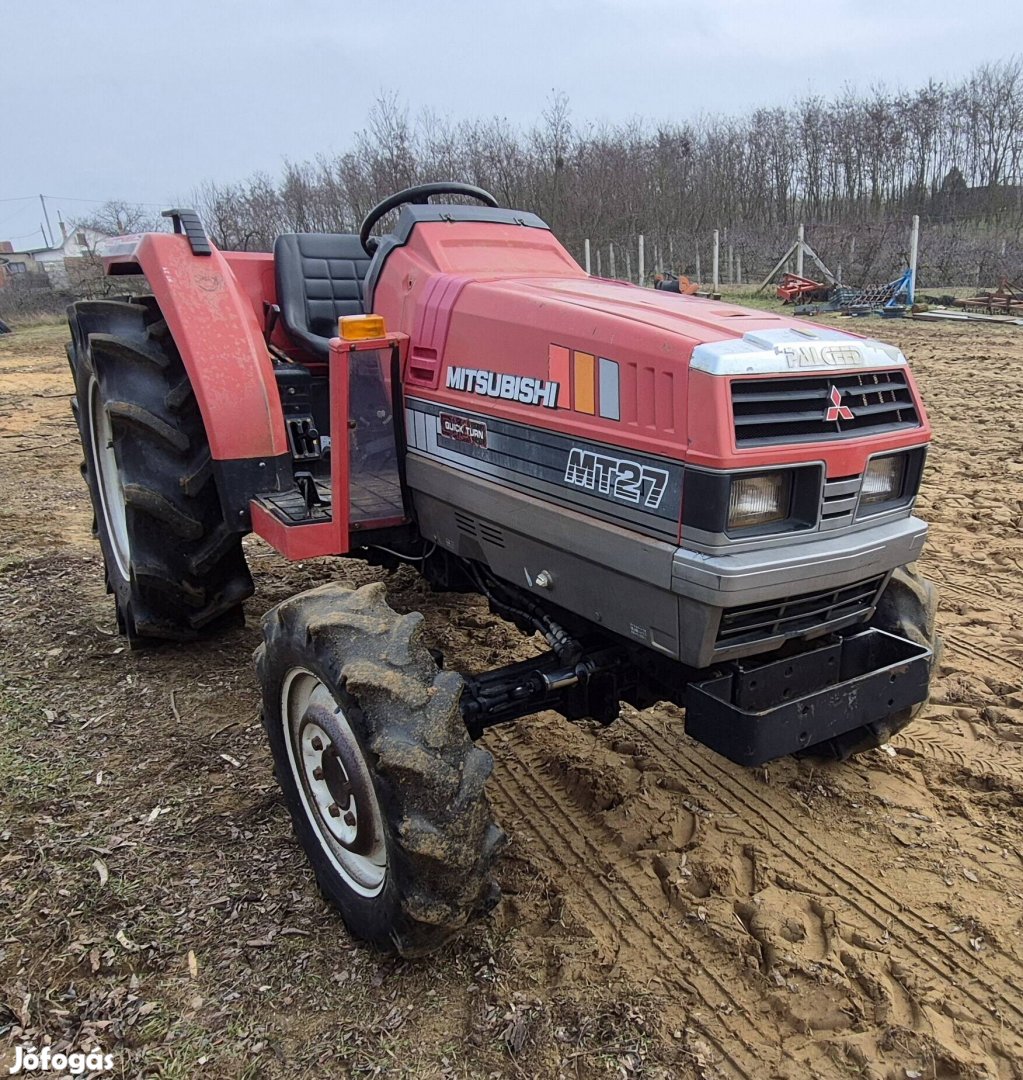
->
[[370, 223, 928, 474], [514, 276, 813, 344]]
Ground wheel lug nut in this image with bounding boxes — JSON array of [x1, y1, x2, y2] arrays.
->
[[311, 736, 323, 751], [328, 802, 340, 817], [343, 811, 356, 827], [312, 766, 324, 781]]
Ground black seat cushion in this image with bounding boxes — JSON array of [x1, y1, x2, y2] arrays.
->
[[274, 233, 371, 360]]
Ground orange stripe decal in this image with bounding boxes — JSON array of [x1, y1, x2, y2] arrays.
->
[[548, 344, 571, 409], [574, 351, 595, 414]]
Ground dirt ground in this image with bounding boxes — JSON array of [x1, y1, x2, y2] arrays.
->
[[1, 316, 1022, 1080]]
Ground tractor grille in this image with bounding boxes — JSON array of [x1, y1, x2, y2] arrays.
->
[[819, 473, 862, 531], [716, 575, 885, 647], [731, 370, 919, 446]]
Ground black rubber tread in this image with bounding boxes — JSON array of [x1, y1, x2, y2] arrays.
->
[[801, 563, 942, 761], [873, 563, 943, 672], [66, 295, 253, 644], [90, 332, 169, 370], [255, 581, 504, 956], [188, 522, 240, 577], [121, 483, 205, 539], [179, 450, 213, 498], [165, 375, 196, 412], [104, 399, 192, 452]]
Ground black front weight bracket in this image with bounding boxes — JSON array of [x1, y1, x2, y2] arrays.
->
[[684, 628, 931, 767]]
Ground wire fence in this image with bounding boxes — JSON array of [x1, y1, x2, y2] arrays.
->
[[580, 218, 1023, 291]]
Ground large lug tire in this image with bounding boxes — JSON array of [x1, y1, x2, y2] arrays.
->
[[67, 297, 253, 644], [802, 563, 942, 762], [255, 581, 505, 956]]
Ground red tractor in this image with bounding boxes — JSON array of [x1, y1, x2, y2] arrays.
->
[[67, 184, 939, 955]]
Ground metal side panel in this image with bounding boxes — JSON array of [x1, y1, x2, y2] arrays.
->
[[407, 454, 683, 658], [404, 398, 683, 541]]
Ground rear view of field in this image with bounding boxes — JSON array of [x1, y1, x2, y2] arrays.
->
[[2, 318, 1022, 1078]]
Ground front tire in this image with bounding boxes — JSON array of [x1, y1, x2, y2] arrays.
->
[[67, 297, 253, 643], [255, 581, 504, 955]]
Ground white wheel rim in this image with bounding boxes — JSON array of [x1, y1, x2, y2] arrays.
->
[[88, 376, 130, 582], [282, 668, 387, 897]]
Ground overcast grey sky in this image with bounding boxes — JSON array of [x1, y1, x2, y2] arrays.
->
[[2, 0, 1014, 248]]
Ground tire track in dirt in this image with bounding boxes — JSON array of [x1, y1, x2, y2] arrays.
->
[[488, 729, 779, 1080], [893, 726, 1023, 789], [926, 573, 1022, 673], [931, 572, 1017, 613], [619, 710, 1023, 1046], [904, 561, 1023, 788], [944, 633, 1021, 676]]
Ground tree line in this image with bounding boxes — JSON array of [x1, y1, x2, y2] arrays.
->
[[85, 57, 1023, 286]]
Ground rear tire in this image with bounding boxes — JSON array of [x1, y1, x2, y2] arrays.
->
[[67, 297, 253, 643], [255, 581, 504, 956], [801, 563, 941, 761]]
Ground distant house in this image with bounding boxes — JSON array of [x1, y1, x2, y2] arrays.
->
[[0, 226, 111, 288], [0, 241, 44, 285]]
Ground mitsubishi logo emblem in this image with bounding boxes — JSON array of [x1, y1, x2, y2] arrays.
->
[[825, 385, 853, 422]]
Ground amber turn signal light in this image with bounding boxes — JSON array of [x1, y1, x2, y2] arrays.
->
[[338, 314, 387, 340]]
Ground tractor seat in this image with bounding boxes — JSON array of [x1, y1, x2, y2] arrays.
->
[[274, 233, 372, 361]]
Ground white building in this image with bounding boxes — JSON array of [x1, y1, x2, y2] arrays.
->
[[0, 226, 111, 289], [34, 226, 111, 286]]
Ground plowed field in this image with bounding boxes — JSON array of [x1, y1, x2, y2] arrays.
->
[[2, 318, 1021, 1079]]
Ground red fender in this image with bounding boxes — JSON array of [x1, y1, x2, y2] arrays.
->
[[104, 233, 287, 461]]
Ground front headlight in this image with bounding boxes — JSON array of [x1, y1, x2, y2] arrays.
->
[[861, 454, 906, 506], [728, 472, 792, 530]]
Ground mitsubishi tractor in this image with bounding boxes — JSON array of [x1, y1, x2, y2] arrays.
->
[[66, 184, 939, 955]]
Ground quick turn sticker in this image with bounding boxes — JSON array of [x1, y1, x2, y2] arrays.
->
[[439, 413, 488, 448]]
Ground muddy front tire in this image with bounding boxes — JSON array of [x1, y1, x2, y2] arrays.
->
[[802, 564, 942, 761], [255, 581, 504, 956], [67, 297, 253, 643]]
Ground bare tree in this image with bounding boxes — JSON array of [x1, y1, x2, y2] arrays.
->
[[73, 200, 164, 237], [170, 60, 1023, 285]]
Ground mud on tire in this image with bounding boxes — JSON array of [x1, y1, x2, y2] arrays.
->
[[67, 297, 253, 643], [255, 581, 504, 956], [802, 563, 942, 761]]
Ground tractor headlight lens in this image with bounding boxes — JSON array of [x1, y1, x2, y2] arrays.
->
[[727, 472, 792, 530], [861, 454, 906, 506]]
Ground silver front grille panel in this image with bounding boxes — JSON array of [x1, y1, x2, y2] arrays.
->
[[819, 474, 862, 531], [716, 574, 886, 648]]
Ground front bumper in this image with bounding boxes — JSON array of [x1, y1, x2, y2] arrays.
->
[[684, 628, 931, 765], [672, 516, 928, 666]]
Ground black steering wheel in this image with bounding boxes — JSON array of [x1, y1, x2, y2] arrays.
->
[[359, 182, 500, 254]]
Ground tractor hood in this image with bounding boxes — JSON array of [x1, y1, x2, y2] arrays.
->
[[500, 275, 908, 374], [369, 211, 904, 389], [370, 217, 926, 474], [516, 275, 817, 343]]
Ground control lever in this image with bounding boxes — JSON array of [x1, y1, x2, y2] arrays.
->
[[294, 471, 324, 515]]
